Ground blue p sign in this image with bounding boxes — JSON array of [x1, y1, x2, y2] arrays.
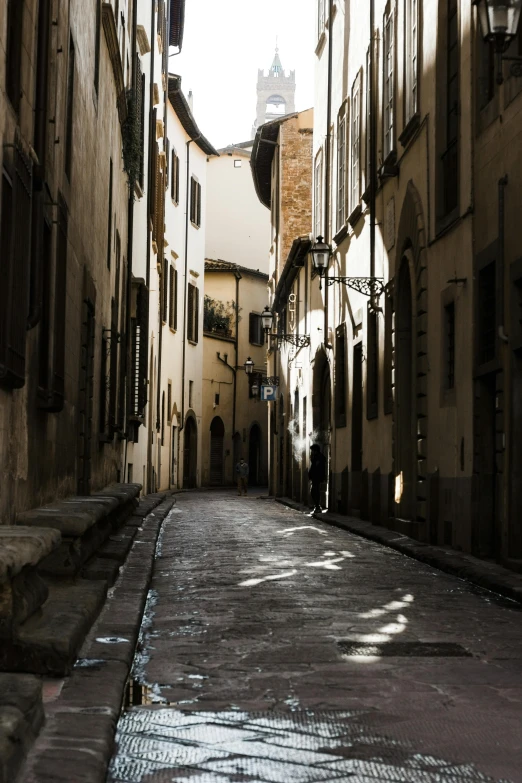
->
[[261, 384, 277, 401]]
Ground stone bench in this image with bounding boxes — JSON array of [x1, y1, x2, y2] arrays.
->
[[17, 484, 142, 578], [0, 527, 61, 639]]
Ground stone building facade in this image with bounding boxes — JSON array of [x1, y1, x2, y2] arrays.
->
[[252, 1, 522, 568], [0, 0, 135, 520]]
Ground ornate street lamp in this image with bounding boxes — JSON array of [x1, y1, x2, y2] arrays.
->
[[261, 306, 274, 332], [244, 357, 254, 375], [310, 236, 331, 280], [311, 235, 385, 313], [261, 306, 311, 348], [474, 0, 522, 82]]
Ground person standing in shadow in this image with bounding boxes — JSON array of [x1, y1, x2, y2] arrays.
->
[[308, 444, 327, 513]]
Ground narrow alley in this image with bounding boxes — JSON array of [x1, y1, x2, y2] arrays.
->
[[106, 493, 522, 783]]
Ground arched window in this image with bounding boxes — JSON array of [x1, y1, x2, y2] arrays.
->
[[266, 95, 286, 116]]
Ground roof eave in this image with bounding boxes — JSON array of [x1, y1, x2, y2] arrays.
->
[[167, 75, 219, 156]]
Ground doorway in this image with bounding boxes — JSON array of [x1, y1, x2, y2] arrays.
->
[[395, 259, 415, 520], [249, 423, 261, 486], [351, 342, 363, 510], [473, 373, 498, 557], [183, 415, 197, 488], [210, 416, 225, 486]]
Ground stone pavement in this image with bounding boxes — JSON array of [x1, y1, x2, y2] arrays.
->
[[107, 491, 522, 783]]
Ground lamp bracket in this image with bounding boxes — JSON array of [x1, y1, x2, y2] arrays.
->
[[269, 334, 311, 348], [327, 277, 385, 297]]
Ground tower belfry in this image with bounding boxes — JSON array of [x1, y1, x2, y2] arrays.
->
[[252, 47, 296, 137]]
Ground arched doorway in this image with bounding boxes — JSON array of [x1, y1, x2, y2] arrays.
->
[[395, 257, 415, 519], [183, 415, 197, 489], [209, 416, 225, 486], [249, 423, 261, 486]]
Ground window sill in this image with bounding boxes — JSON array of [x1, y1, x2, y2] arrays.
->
[[171, 198, 179, 206], [399, 112, 420, 148], [134, 180, 144, 199], [315, 31, 326, 56], [378, 151, 399, 181], [333, 223, 349, 246], [187, 339, 199, 346], [190, 221, 201, 230], [348, 203, 363, 229]]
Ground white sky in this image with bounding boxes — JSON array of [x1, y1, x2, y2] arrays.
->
[[172, 0, 316, 149]]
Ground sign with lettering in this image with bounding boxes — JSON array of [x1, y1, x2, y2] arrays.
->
[[261, 384, 278, 402]]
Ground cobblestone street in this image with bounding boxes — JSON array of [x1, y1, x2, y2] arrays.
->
[[106, 491, 522, 782]]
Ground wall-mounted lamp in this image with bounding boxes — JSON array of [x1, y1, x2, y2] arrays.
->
[[474, 0, 522, 83]]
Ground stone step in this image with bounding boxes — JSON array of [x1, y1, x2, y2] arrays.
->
[[16, 483, 142, 578], [0, 673, 44, 783], [0, 528, 61, 638], [0, 579, 107, 676]]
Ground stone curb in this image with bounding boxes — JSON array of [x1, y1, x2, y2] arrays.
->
[[20, 497, 177, 783], [275, 497, 522, 606]]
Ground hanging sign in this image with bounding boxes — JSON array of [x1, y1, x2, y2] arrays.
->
[[261, 384, 278, 402]]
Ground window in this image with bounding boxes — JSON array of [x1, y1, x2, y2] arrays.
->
[[169, 265, 177, 329], [171, 149, 179, 203], [365, 46, 372, 192], [215, 393, 220, 405], [383, 6, 395, 160], [168, 382, 172, 424], [165, 139, 170, 190], [5, 0, 23, 112], [136, 60, 145, 187], [478, 36, 495, 111], [187, 283, 199, 342], [405, 0, 419, 123], [249, 313, 264, 346], [189, 380, 194, 408], [442, 0, 459, 215], [162, 258, 168, 323], [0, 137, 34, 390], [314, 151, 323, 239], [234, 159, 242, 168], [350, 72, 362, 215], [366, 306, 379, 419], [190, 176, 201, 227], [478, 262, 496, 365], [444, 302, 455, 390], [130, 280, 149, 420], [65, 34, 75, 180], [317, 0, 326, 37], [335, 324, 347, 428], [94, 0, 102, 94], [161, 391, 165, 444], [337, 105, 347, 230], [107, 159, 113, 269]]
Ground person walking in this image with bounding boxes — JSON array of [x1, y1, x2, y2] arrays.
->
[[236, 457, 249, 496], [308, 444, 327, 513]]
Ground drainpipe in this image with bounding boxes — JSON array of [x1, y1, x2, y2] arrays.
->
[[323, 0, 334, 351], [370, 0, 376, 284]]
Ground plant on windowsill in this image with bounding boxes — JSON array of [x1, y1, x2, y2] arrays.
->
[[203, 296, 241, 337], [121, 90, 141, 192]]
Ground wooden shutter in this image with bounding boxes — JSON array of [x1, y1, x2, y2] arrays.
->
[[162, 257, 168, 322], [169, 266, 174, 328], [196, 182, 201, 226], [0, 135, 33, 389], [189, 177, 195, 223], [187, 283, 194, 341], [149, 109, 157, 222], [135, 54, 144, 186], [175, 154, 179, 202], [165, 139, 170, 190], [174, 269, 178, 329], [194, 287, 199, 343], [249, 313, 256, 344]]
